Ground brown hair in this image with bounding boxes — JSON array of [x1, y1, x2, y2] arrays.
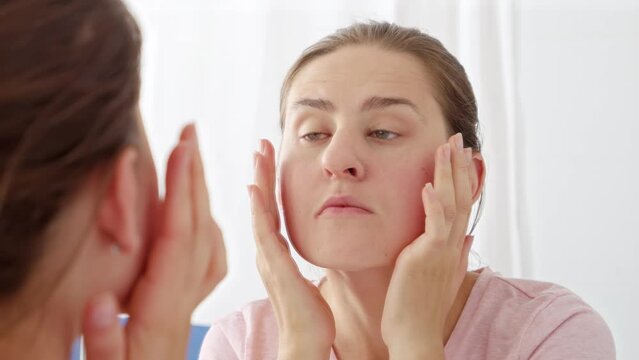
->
[[280, 21, 480, 151], [279, 21, 484, 231], [0, 0, 142, 304]]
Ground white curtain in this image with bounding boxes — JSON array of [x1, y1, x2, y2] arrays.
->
[[125, 0, 526, 324], [105, 2, 639, 357]]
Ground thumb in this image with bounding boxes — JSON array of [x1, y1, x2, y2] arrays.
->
[[82, 293, 125, 360]]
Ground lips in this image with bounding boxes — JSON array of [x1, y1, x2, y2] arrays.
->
[[316, 195, 373, 217]]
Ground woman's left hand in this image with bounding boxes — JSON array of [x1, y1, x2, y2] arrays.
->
[[381, 133, 475, 360]]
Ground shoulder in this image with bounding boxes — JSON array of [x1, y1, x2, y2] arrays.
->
[[199, 299, 279, 360], [449, 268, 615, 359], [503, 278, 616, 359]]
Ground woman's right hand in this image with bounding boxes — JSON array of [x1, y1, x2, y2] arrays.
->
[[81, 124, 227, 360], [249, 139, 335, 360]]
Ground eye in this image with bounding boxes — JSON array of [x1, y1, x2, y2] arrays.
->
[[301, 132, 329, 142], [369, 129, 399, 140]]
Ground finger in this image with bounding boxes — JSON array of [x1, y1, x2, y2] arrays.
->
[[260, 139, 281, 231], [162, 138, 194, 240], [142, 140, 193, 286], [458, 235, 474, 273], [83, 293, 124, 360], [187, 124, 214, 226], [253, 152, 278, 232], [248, 186, 318, 325], [433, 141, 455, 231], [449, 136, 474, 247], [422, 183, 446, 243], [248, 185, 298, 282], [249, 185, 287, 256], [184, 125, 229, 303], [179, 123, 194, 142], [187, 125, 222, 283]]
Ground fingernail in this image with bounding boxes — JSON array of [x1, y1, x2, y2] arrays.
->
[[180, 134, 196, 147], [179, 143, 193, 171], [424, 182, 436, 198], [191, 122, 199, 144], [259, 139, 267, 155], [454, 133, 464, 152], [89, 295, 116, 330], [247, 185, 253, 199], [464, 148, 472, 166]]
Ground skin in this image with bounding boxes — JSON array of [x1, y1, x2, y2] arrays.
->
[[0, 122, 227, 360], [250, 45, 485, 359]]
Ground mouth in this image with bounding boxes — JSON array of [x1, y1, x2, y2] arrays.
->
[[316, 195, 373, 217]]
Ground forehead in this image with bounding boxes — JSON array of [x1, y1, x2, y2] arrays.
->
[[288, 45, 437, 103]]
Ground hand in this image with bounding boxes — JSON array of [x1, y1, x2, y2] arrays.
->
[[81, 124, 227, 360], [381, 133, 475, 359], [249, 139, 335, 360]]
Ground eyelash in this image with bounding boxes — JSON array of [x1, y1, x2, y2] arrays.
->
[[301, 132, 329, 142], [300, 130, 399, 142], [369, 129, 399, 140]]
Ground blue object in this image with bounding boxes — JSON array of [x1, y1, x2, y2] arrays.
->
[[70, 339, 81, 360], [71, 324, 210, 360], [188, 324, 211, 359]]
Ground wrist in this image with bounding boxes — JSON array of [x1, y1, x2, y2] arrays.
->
[[278, 348, 331, 360], [389, 347, 445, 360], [127, 318, 192, 359], [278, 340, 331, 360], [387, 338, 444, 360]]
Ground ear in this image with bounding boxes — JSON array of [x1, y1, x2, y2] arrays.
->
[[469, 153, 486, 204], [96, 147, 141, 254]]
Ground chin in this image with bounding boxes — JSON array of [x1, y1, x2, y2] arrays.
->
[[308, 258, 393, 272], [290, 232, 403, 271]]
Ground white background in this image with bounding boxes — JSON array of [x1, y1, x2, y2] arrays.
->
[[125, 0, 638, 358]]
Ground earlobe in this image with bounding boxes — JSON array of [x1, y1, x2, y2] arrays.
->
[[96, 147, 141, 254], [470, 153, 485, 203]]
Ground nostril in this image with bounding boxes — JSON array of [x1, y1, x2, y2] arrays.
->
[[347, 167, 357, 176]]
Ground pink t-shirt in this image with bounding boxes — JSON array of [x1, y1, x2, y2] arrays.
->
[[199, 268, 615, 359]]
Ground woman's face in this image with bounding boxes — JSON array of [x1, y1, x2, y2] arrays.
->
[[279, 45, 450, 270]]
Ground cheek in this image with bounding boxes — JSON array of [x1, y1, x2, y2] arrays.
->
[[279, 160, 320, 259], [281, 162, 304, 203], [385, 155, 435, 200], [382, 157, 436, 239]]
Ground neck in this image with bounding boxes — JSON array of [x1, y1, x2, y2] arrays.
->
[[320, 266, 479, 360], [320, 265, 393, 360], [0, 300, 77, 360]]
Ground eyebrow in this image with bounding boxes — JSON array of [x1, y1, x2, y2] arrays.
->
[[292, 98, 335, 112], [361, 96, 419, 112], [291, 96, 419, 114]]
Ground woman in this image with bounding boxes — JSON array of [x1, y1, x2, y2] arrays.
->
[[0, 1, 226, 359], [200, 22, 614, 359]]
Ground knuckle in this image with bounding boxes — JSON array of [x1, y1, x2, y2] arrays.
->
[[168, 222, 192, 240], [443, 207, 457, 221], [456, 203, 472, 218], [429, 235, 448, 249], [425, 225, 448, 244]]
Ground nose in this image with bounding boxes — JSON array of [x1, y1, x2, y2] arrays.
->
[[321, 132, 365, 181]]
